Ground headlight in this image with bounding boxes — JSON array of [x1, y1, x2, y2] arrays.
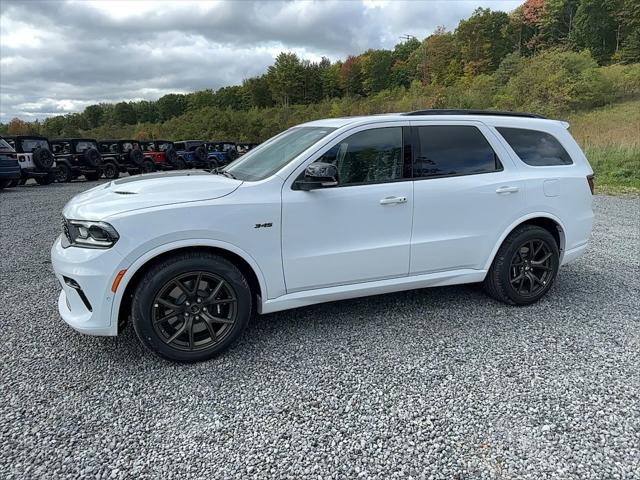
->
[[63, 219, 119, 249]]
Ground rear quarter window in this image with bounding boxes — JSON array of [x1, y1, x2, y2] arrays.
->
[[497, 127, 572, 166]]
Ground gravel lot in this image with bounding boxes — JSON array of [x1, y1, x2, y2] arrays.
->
[[1, 180, 639, 480]]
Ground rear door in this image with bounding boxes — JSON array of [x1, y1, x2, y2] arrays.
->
[[409, 121, 526, 274]]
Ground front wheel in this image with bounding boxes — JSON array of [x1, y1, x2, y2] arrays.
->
[[55, 164, 73, 183], [483, 225, 559, 305], [141, 159, 156, 174], [132, 252, 252, 363], [35, 174, 54, 185], [103, 162, 120, 179]]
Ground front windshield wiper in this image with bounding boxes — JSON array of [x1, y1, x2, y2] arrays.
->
[[220, 170, 237, 179]]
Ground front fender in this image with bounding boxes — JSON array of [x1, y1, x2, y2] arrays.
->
[[108, 238, 269, 328]]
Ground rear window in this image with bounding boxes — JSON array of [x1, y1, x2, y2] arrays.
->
[[76, 141, 97, 152], [414, 125, 502, 178], [21, 138, 49, 152], [497, 127, 572, 166]]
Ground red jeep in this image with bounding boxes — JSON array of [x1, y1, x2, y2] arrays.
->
[[140, 140, 184, 170]]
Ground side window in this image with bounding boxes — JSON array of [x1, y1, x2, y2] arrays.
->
[[317, 127, 403, 186], [174, 142, 185, 151], [98, 143, 108, 153], [497, 127, 573, 166], [414, 126, 502, 179]]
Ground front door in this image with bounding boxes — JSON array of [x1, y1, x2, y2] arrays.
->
[[281, 125, 413, 293]]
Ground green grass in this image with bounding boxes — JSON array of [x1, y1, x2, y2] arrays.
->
[[568, 101, 640, 195]]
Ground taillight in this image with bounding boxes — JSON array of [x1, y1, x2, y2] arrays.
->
[[587, 174, 595, 195]]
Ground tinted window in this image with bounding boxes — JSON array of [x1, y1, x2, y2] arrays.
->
[[174, 142, 186, 151], [158, 142, 172, 151], [497, 127, 572, 166], [317, 127, 403, 185], [415, 126, 501, 178]]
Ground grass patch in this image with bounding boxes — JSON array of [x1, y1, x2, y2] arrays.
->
[[568, 100, 640, 195]]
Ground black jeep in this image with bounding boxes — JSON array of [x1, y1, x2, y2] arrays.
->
[[50, 138, 103, 182], [0, 138, 20, 190], [97, 139, 156, 178], [3, 135, 57, 185]]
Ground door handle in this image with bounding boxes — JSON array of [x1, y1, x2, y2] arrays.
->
[[495, 186, 519, 194], [380, 196, 407, 205]]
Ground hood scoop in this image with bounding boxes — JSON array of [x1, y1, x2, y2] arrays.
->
[[114, 191, 137, 195]]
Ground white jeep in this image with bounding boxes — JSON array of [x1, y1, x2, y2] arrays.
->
[[3, 135, 57, 185], [51, 110, 594, 362]]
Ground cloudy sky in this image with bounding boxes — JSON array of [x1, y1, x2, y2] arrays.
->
[[0, 0, 521, 121]]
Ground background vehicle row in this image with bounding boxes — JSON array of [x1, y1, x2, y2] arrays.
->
[[0, 136, 259, 188]]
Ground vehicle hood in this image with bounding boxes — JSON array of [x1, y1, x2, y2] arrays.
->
[[63, 171, 242, 220]]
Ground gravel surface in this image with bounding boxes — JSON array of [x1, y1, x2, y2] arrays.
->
[[1, 180, 639, 480]]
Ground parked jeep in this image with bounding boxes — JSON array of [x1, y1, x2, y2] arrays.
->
[[174, 140, 211, 169], [141, 140, 184, 170], [205, 141, 238, 168], [50, 138, 103, 182], [98, 140, 155, 179], [0, 138, 21, 190], [3, 135, 57, 185]]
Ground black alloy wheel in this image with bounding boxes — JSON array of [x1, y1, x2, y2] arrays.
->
[[103, 162, 119, 179], [132, 252, 252, 362], [151, 272, 238, 352], [509, 239, 554, 298], [55, 163, 73, 183], [483, 224, 559, 305]]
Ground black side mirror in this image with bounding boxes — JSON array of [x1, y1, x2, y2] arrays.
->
[[295, 162, 339, 191]]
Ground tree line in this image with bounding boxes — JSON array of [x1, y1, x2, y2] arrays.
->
[[2, 0, 639, 140]]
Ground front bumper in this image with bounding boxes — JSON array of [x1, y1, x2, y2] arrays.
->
[[51, 235, 125, 336]]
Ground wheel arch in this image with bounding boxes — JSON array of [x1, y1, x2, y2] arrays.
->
[[483, 213, 567, 272], [113, 241, 266, 333]]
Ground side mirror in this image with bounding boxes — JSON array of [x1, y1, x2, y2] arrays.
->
[[295, 162, 339, 191]]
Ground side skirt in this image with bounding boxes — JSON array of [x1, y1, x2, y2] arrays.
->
[[259, 269, 487, 314]]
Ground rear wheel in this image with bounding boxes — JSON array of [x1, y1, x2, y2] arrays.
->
[[84, 171, 101, 181], [483, 225, 559, 305], [8, 179, 20, 188], [55, 163, 73, 183], [132, 252, 252, 363], [103, 162, 120, 179]]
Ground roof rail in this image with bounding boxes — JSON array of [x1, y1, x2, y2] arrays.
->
[[402, 109, 546, 119]]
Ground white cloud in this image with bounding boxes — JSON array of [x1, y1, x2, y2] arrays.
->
[[0, 0, 522, 121]]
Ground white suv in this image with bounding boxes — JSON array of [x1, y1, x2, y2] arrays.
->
[[51, 110, 594, 362]]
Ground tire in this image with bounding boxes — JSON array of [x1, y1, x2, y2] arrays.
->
[[208, 158, 219, 170], [18, 178, 27, 186], [103, 162, 120, 179], [141, 159, 156, 174], [483, 224, 559, 305], [0, 180, 8, 190], [32, 148, 55, 170], [54, 163, 73, 183], [132, 252, 252, 363], [195, 146, 207, 164], [83, 148, 101, 168], [165, 148, 178, 166], [8, 179, 20, 188], [176, 158, 187, 170], [84, 171, 101, 181], [129, 148, 144, 166], [35, 174, 54, 185]]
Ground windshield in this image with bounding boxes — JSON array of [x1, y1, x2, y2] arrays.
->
[[20, 138, 48, 152], [222, 127, 335, 181]]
